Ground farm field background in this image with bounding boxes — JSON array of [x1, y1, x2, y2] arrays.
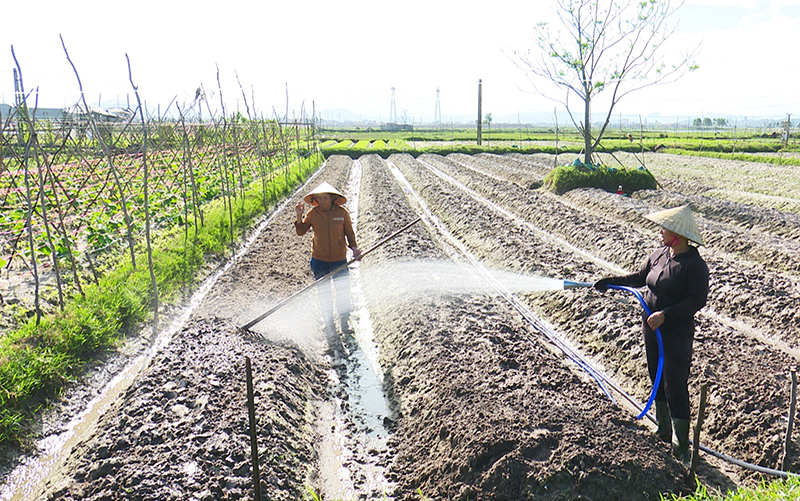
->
[[1, 124, 800, 500]]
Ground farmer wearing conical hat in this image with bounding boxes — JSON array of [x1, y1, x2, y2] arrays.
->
[[295, 182, 361, 335], [594, 205, 709, 464]]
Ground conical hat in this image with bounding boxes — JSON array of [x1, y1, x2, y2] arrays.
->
[[644, 205, 704, 245], [303, 182, 347, 206]]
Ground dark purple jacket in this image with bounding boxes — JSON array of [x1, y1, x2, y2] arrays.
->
[[613, 246, 709, 336]]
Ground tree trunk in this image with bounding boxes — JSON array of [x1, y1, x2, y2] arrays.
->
[[584, 93, 592, 165]]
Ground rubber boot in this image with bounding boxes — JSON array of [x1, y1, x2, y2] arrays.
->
[[655, 401, 672, 443], [672, 418, 691, 464]]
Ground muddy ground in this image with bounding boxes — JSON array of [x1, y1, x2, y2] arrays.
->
[[2, 151, 799, 500]]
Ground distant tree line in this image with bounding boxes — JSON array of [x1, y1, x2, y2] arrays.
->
[[693, 117, 729, 127]]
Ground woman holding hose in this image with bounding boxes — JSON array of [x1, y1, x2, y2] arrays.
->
[[295, 182, 361, 335], [594, 205, 709, 463]]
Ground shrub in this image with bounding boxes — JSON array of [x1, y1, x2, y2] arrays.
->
[[543, 159, 657, 195]]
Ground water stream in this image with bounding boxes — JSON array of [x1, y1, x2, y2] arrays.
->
[[311, 158, 396, 500]]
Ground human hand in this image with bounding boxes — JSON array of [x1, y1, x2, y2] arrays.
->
[[593, 277, 614, 292], [647, 311, 665, 330], [295, 201, 304, 219], [351, 247, 362, 259]]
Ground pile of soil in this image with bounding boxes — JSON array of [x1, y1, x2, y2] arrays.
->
[[3, 151, 798, 500]]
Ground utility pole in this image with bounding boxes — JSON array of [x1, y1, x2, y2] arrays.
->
[[389, 87, 397, 124], [783, 113, 791, 149], [434, 86, 441, 127], [477, 79, 483, 145]]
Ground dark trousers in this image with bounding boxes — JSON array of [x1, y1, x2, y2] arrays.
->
[[643, 319, 694, 420], [310, 258, 350, 327]]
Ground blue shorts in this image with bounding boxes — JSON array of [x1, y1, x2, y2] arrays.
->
[[310, 258, 348, 280]]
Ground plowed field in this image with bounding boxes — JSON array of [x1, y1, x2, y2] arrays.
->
[[5, 151, 800, 501]]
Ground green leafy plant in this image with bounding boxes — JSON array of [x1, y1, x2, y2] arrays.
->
[[543, 161, 658, 195]]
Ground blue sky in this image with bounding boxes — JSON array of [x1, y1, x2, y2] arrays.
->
[[1, 0, 798, 123]]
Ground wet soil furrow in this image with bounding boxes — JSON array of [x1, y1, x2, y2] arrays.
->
[[393, 153, 799, 480], [357, 154, 690, 499]]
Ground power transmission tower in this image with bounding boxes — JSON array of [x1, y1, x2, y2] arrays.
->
[[434, 87, 442, 125], [477, 79, 483, 145], [389, 87, 397, 123], [783, 113, 792, 148]]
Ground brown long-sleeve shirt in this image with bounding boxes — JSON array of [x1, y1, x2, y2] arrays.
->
[[294, 205, 357, 262]]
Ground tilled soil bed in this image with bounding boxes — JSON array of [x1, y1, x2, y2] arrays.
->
[[3, 151, 799, 500]]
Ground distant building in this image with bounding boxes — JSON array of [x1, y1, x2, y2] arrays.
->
[[65, 104, 134, 122], [0, 103, 134, 123], [380, 122, 413, 132]]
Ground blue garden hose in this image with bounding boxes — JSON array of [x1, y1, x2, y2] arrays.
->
[[607, 285, 664, 420]]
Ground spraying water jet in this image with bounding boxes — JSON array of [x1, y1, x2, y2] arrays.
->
[[240, 217, 421, 333]]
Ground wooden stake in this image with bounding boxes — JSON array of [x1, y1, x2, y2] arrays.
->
[[246, 357, 262, 501], [690, 384, 708, 475], [783, 366, 797, 471]]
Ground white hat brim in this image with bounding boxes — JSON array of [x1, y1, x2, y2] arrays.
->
[[303, 182, 347, 206]]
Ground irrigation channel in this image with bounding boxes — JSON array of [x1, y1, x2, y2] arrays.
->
[[1, 152, 799, 500]]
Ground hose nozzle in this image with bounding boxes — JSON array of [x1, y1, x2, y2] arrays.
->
[[563, 280, 593, 290]]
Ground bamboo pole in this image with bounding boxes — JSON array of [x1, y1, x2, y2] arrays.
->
[[61, 35, 137, 269], [215, 66, 235, 248], [236, 74, 270, 212], [33, 119, 65, 310], [272, 108, 290, 194], [45, 145, 85, 298], [12, 53, 66, 310], [12, 48, 42, 324], [126, 54, 159, 331], [176, 106, 202, 231]]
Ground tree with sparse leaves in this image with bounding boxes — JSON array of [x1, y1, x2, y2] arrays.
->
[[511, 0, 698, 165]]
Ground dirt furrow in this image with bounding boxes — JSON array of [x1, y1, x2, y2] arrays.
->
[[10, 150, 796, 501], [422, 153, 800, 349], [389, 152, 799, 482], [356, 154, 690, 500], [38, 156, 358, 501]]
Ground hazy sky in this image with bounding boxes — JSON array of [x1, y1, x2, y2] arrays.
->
[[1, 0, 798, 123]]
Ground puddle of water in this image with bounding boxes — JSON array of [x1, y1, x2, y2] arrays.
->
[[311, 159, 396, 501]]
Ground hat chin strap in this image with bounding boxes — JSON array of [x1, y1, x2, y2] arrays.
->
[[665, 234, 681, 247]]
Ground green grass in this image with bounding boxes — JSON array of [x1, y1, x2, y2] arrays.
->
[[320, 142, 587, 159], [318, 126, 797, 149], [663, 148, 800, 166], [665, 476, 800, 500], [544, 162, 658, 194], [0, 152, 322, 445]]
